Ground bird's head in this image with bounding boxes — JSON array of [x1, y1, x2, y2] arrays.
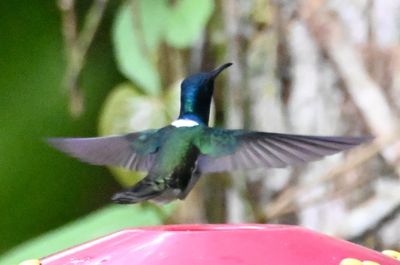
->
[[178, 63, 232, 125]]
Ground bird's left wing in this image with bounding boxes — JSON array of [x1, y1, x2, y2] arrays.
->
[[48, 129, 163, 172], [195, 128, 372, 173]]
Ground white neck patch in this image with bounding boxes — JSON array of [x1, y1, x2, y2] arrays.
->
[[171, 119, 199, 127]]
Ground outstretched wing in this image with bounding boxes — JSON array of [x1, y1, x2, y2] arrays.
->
[[195, 128, 372, 173], [48, 129, 163, 172]]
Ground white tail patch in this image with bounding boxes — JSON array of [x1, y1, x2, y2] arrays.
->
[[171, 119, 199, 127]]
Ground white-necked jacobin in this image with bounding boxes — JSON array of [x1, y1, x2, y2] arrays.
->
[[48, 63, 371, 204]]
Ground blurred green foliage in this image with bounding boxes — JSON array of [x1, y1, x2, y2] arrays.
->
[[113, 1, 162, 95], [0, 204, 174, 265], [0, 0, 121, 254], [0, 0, 215, 260], [112, 0, 213, 94]]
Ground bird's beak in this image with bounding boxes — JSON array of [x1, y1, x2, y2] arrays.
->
[[210, 62, 233, 78]]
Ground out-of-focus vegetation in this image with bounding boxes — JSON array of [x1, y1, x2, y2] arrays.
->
[[1, 0, 400, 264], [0, 0, 122, 258], [0, 204, 173, 264]]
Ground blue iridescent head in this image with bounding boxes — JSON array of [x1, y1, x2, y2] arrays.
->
[[178, 63, 232, 125]]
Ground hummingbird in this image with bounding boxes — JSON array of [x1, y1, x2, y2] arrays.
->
[[48, 63, 371, 204]]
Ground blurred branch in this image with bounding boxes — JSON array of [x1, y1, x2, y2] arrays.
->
[[335, 179, 400, 244], [273, 0, 294, 107], [349, 202, 400, 244], [266, 141, 378, 219], [266, 169, 374, 220], [221, 0, 248, 223], [298, 0, 400, 173], [221, 0, 245, 128], [58, 0, 77, 54], [58, 0, 108, 117], [266, 130, 400, 220]]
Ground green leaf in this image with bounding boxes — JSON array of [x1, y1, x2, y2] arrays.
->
[[139, 0, 168, 49], [165, 0, 214, 48], [99, 83, 168, 135], [112, 1, 162, 95], [0, 204, 174, 265], [98, 83, 170, 186], [163, 80, 181, 120]]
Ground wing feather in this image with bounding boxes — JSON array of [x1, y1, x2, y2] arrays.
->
[[48, 129, 161, 172], [197, 130, 372, 173]]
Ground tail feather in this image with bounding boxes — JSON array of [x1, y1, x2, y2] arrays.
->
[[111, 178, 162, 204], [111, 191, 159, 204]]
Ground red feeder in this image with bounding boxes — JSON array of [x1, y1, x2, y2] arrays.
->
[[24, 225, 400, 265]]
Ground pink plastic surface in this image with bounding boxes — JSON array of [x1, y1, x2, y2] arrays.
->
[[40, 224, 400, 265]]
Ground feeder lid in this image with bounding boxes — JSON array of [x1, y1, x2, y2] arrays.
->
[[33, 224, 400, 265]]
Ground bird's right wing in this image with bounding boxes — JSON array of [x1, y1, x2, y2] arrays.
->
[[47, 129, 163, 172], [195, 128, 372, 173]]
